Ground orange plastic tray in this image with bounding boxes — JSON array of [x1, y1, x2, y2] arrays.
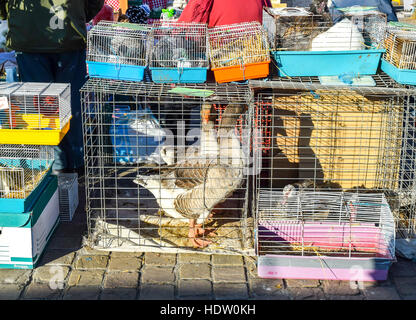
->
[[212, 61, 270, 83]]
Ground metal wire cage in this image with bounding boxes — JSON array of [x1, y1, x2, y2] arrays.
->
[[81, 78, 255, 254], [0, 144, 54, 200], [0, 82, 71, 145], [383, 25, 416, 70], [207, 22, 270, 83], [263, 7, 387, 51], [149, 21, 209, 69], [86, 21, 151, 81], [251, 82, 416, 240]]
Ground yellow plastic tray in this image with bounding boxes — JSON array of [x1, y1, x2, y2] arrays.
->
[[0, 119, 71, 145]]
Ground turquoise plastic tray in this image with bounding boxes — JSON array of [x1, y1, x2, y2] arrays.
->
[[150, 67, 207, 84], [380, 59, 416, 85], [87, 61, 146, 82], [272, 49, 385, 77]]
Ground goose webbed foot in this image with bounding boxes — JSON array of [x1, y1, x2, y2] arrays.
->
[[188, 219, 215, 248]]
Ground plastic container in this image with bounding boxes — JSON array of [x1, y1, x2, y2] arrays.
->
[[87, 61, 146, 82], [212, 61, 270, 83], [380, 58, 416, 85], [272, 50, 385, 77], [150, 67, 207, 84]]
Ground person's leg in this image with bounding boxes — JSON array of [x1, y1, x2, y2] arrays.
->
[[54, 49, 87, 171], [15, 52, 68, 171]]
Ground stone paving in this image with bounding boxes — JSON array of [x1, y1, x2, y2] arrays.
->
[[1, 179, 416, 300]]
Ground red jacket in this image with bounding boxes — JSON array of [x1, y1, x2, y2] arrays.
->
[[178, 0, 271, 27]]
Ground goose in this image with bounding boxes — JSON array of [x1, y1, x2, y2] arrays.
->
[[133, 104, 246, 248]]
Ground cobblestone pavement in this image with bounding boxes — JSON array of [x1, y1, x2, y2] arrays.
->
[[1, 180, 416, 300]]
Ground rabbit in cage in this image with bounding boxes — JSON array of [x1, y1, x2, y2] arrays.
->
[[108, 35, 146, 65], [152, 36, 205, 68]]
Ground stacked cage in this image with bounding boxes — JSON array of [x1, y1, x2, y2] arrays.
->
[[81, 78, 255, 254], [263, 7, 387, 77], [252, 82, 416, 280], [381, 22, 416, 85], [0, 82, 71, 145], [207, 22, 270, 83], [0, 82, 71, 269], [86, 21, 151, 81], [149, 21, 209, 83]]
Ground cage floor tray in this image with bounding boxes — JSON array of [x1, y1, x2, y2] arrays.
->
[[380, 59, 416, 85], [0, 119, 70, 145], [87, 61, 146, 82], [272, 50, 384, 77], [150, 67, 208, 84], [212, 61, 270, 83]]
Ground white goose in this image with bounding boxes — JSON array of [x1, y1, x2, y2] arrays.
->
[[134, 104, 246, 248]]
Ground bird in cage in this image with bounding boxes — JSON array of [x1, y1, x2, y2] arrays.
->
[[133, 104, 246, 248], [108, 35, 145, 65]]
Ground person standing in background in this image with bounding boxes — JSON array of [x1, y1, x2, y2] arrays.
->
[[178, 0, 271, 27], [0, 0, 104, 175]]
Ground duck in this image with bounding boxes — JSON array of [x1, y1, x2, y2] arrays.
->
[[133, 104, 246, 248]]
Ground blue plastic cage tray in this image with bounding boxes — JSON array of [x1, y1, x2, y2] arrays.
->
[[87, 61, 146, 82], [150, 67, 208, 84], [380, 59, 416, 85], [0, 159, 53, 214], [272, 49, 385, 77]]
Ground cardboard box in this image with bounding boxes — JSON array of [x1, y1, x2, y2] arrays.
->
[[0, 176, 59, 269]]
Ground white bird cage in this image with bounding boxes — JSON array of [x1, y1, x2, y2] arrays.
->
[[262, 7, 387, 77], [207, 21, 270, 83], [256, 190, 396, 281], [81, 78, 255, 255], [149, 21, 209, 83], [86, 21, 151, 81], [0, 144, 54, 213], [58, 173, 79, 222], [381, 23, 416, 85], [250, 79, 416, 241], [0, 82, 71, 145]]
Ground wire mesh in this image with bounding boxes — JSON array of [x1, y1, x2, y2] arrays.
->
[[149, 21, 209, 69], [81, 78, 254, 254], [263, 7, 386, 51], [252, 85, 416, 241], [383, 24, 416, 70], [257, 190, 395, 259], [0, 145, 54, 199], [207, 22, 270, 69], [0, 82, 71, 131], [87, 21, 151, 67]]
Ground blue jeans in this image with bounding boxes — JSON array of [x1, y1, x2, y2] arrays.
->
[[16, 50, 87, 170]]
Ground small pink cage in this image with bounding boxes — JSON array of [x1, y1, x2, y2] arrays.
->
[[256, 190, 396, 281]]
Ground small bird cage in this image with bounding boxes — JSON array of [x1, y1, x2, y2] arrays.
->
[[207, 22, 270, 83], [0, 82, 71, 145], [263, 7, 386, 77], [381, 22, 416, 85], [149, 21, 209, 83], [86, 21, 151, 81], [0, 144, 54, 213], [256, 190, 396, 281], [81, 78, 254, 255]]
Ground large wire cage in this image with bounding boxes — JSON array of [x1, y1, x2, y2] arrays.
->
[[86, 21, 151, 81], [81, 78, 255, 254], [149, 21, 209, 83], [383, 24, 416, 70], [251, 81, 416, 241], [0, 82, 71, 145], [0, 144, 54, 200], [207, 22, 270, 83]]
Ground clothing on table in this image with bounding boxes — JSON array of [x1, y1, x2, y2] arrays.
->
[[126, 4, 151, 23], [105, 0, 120, 12], [143, 0, 168, 9], [178, 0, 271, 27], [16, 50, 87, 171]]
